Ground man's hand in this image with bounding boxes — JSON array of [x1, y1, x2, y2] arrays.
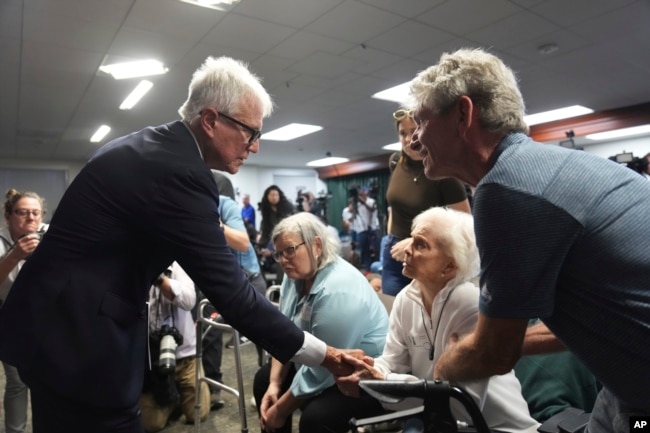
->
[[321, 346, 365, 377], [433, 333, 458, 379], [335, 353, 381, 398]]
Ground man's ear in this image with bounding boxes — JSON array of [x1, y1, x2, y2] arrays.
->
[[456, 96, 474, 138], [200, 108, 218, 136]]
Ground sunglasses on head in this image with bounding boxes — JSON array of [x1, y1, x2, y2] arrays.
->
[[393, 109, 413, 121]]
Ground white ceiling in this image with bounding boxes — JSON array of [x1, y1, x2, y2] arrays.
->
[[1, 0, 649, 168]]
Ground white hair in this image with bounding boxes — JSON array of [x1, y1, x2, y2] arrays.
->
[[412, 207, 480, 287], [272, 212, 340, 272], [178, 56, 274, 121]]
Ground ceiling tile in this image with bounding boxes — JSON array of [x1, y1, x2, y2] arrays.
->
[[305, 1, 406, 43]]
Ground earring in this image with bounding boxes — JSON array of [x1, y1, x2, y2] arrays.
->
[[441, 272, 446, 277]]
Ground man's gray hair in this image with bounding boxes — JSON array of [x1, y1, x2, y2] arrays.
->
[[178, 56, 274, 121], [409, 48, 529, 135], [272, 212, 340, 273], [411, 207, 480, 287]]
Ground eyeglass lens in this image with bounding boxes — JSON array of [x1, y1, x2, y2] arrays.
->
[[273, 242, 304, 261], [14, 209, 42, 217]]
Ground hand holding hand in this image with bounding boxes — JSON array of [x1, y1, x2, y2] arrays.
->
[[261, 403, 287, 432], [321, 346, 365, 377], [335, 352, 382, 397]]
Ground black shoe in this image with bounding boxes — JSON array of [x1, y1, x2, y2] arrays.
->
[[210, 390, 225, 411]]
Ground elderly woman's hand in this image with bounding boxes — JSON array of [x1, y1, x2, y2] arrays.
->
[[390, 237, 412, 262], [335, 352, 383, 398]]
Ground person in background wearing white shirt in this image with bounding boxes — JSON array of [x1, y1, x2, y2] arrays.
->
[[139, 262, 210, 432]]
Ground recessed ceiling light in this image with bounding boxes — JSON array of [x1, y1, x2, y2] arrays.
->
[[263, 123, 322, 141], [306, 156, 349, 167], [372, 82, 411, 103], [178, 0, 240, 10], [99, 59, 168, 80], [524, 105, 593, 126], [119, 80, 153, 110], [382, 142, 402, 151], [90, 125, 111, 143], [585, 124, 650, 141]]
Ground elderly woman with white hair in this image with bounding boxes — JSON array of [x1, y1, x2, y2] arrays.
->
[[253, 212, 389, 433], [337, 207, 539, 433]]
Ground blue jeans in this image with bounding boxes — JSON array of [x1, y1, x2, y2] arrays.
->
[[381, 234, 412, 296]]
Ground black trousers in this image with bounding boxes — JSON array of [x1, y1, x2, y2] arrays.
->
[[28, 377, 144, 433], [253, 361, 385, 433]]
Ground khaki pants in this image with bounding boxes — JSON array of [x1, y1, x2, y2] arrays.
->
[[139, 356, 210, 432]]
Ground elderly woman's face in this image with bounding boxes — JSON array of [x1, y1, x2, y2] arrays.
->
[[273, 232, 321, 281], [6, 197, 43, 241], [402, 226, 453, 284]]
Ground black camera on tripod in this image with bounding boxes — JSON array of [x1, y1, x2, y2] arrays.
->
[[151, 324, 183, 375]]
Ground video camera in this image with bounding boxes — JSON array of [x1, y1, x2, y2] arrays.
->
[[608, 152, 649, 174]]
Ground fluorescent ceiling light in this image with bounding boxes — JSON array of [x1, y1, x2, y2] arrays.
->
[[372, 81, 411, 103], [178, 0, 240, 10], [524, 105, 593, 126], [99, 59, 168, 80], [119, 80, 153, 110], [306, 156, 349, 167], [263, 123, 323, 141], [585, 124, 650, 141], [383, 142, 402, 151], [90, 125, 111, 143]]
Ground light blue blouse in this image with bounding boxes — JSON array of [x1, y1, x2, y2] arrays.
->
[[279, 256, 388, 398]]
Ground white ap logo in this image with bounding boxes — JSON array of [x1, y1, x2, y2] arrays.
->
[[634, 421, 647, 429]]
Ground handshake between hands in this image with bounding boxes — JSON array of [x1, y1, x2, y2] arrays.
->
[[324, 347, 384, 398]]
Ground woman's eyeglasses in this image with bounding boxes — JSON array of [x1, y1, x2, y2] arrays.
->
[[272, 242, 306, 262], [13, 209, 43, 218], [393, 109, 413, 121]]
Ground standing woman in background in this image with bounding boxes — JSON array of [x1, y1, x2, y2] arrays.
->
[[382, 109, 470, 296], [0, 189, 48, 433], [258, 185, 295, 282]]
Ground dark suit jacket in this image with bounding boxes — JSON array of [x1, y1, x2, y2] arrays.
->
[[0, 121, 304, 408]]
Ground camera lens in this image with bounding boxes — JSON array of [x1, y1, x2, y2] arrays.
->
[[158, 334, 178, 374]]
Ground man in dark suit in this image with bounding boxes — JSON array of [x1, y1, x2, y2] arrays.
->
[[0, 56, 354, 432]]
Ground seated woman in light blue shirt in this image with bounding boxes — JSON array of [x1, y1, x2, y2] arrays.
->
[[253, 212, 389, 433]]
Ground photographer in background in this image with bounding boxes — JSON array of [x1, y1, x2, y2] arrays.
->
[[140, 262, 210, 432], [352, 186, 380, 271], [0, 189, 47, 433]]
